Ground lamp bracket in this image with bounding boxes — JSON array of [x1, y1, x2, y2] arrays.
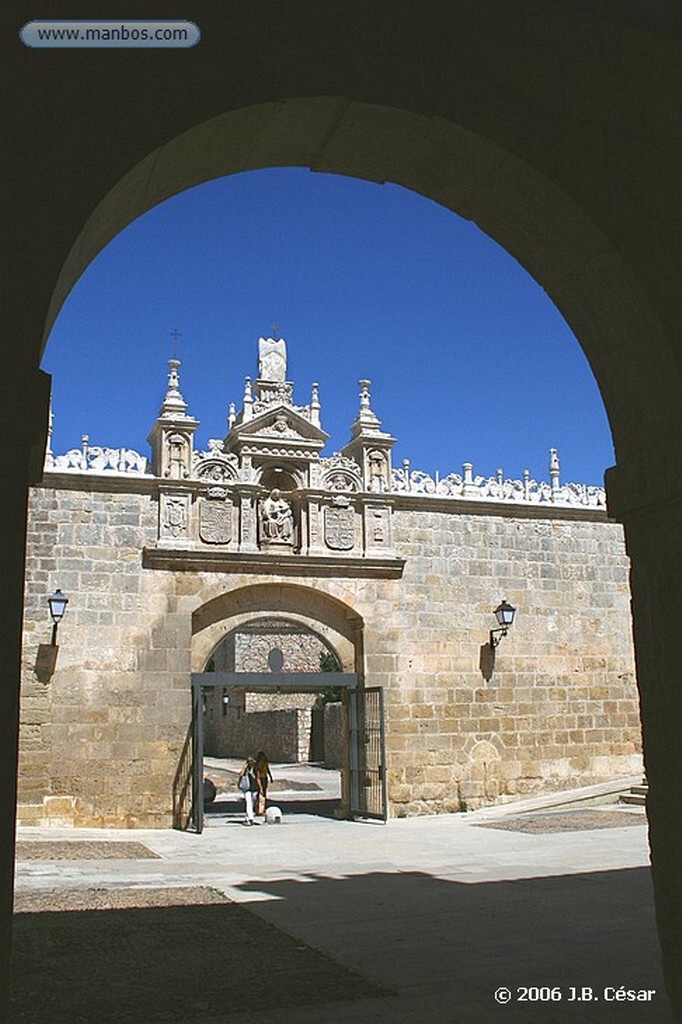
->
[[489, 627, 508, 649]]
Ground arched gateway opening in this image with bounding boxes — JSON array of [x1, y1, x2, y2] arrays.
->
[[183, 585, 386, 831]]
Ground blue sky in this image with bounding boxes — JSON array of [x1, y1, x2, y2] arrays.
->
[[42, 168, 613, 486]]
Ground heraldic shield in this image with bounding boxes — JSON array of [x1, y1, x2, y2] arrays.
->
[[199, 497, 232, 544], [324, 504, 355, 550]]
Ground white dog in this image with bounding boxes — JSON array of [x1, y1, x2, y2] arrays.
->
[[265, 806, 283, 824]]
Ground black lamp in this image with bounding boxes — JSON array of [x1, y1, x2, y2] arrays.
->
[[489, 599, 516, 649], [48, 588, 69, 645]]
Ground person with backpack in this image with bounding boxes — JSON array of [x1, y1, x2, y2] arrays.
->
[[237, 756, 259, 825]]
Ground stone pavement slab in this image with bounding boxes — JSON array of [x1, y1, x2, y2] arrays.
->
[[13, 798, 670, 1023]]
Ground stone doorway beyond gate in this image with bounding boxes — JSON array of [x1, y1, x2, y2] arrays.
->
[[203, 618, 347, 769]]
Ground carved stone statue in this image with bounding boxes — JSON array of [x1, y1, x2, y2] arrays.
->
[[258, 337, 287, 382], [166, 433, 188, 479], [260, 488, 294, 544], [368, 449, 387, 492]]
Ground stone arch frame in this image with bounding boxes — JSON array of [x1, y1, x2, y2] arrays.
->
[[256, 464, 305, 491], [191, 584, 363, 818], [191, 582, 364, 679], [202, 614, 343, 674], [31, 101, 682, 1009]]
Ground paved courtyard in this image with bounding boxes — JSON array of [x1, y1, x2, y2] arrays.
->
[[12, 781, 670, 1023]]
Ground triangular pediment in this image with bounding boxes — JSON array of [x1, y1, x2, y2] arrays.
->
[[227, 404, 329, 448]]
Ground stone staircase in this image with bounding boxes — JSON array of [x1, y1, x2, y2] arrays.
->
[[620, 778, 648, 807]]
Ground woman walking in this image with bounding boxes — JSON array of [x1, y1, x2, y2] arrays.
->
[[254, 751, 273, 816], [238, 756, 259, 825]]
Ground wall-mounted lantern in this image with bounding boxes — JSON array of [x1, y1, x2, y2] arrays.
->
[[47, 588, 68, 646], [489, 599, 516, 649]]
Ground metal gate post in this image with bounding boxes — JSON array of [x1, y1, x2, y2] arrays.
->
[[191, 680, 204, 834], [377, 686, 388, 822], [348, 688, 361, 815]]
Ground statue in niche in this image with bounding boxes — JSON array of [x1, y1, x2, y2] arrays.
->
[[166, 433, 188, 479], [260, 489, 294, 544], [368, 450, 387, 492], [258, 337, 286, 382]]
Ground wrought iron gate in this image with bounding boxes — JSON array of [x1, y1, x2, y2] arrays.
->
[[172, 680, 204, 831], [349, 686, 387, 821], [178, 673, 385, 830]]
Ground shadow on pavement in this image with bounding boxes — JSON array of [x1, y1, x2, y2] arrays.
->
[[11, 866, 671, 1023], [238, 865, 671, 1024], [206, 795, 341, 820]]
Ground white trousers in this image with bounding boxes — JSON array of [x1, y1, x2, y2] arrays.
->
[[244, 791, 255, 821]]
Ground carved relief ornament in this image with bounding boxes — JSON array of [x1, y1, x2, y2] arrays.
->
[[160, 493, 189, 539], [199, 490, 232, 544], [324, 496, 355, 551]]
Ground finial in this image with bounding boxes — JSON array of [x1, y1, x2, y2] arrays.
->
[[242, 376, 253, 422], [358, 379, 372, 409], [159, 357, 188, 417], [227, 401, 236, 430], [310, 382, 320, 427], [348, 377, 385, 439], [549, 448, 560, 495]]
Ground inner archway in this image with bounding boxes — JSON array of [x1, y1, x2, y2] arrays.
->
[[200, 616, 347, 824], [189, 583, 384, 827]]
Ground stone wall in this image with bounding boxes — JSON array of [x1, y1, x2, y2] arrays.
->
[[18, 478, 640, 826], [19, 481, 182, 828], [323, 703, 345, 769], [383, 504, 639, 813], [205, 705, 311, 763], [203, 690, 342, 765]]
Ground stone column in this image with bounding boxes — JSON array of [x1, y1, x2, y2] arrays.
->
[[0, 367, 51, 1019], [606, 462, 682, 1018]]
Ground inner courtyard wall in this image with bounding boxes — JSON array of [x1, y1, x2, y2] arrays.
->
[[18, 478, 640, 826]]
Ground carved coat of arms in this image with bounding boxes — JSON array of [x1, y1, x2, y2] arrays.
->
[[161, 495, 188, 539], [324, 504, 355, 551], [200, 497, 232, 544]]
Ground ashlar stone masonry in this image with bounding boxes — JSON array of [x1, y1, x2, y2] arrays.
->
[[18, 336, 640, 827]]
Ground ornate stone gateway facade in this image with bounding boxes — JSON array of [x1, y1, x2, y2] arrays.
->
[[18, 336, 641, 827]]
